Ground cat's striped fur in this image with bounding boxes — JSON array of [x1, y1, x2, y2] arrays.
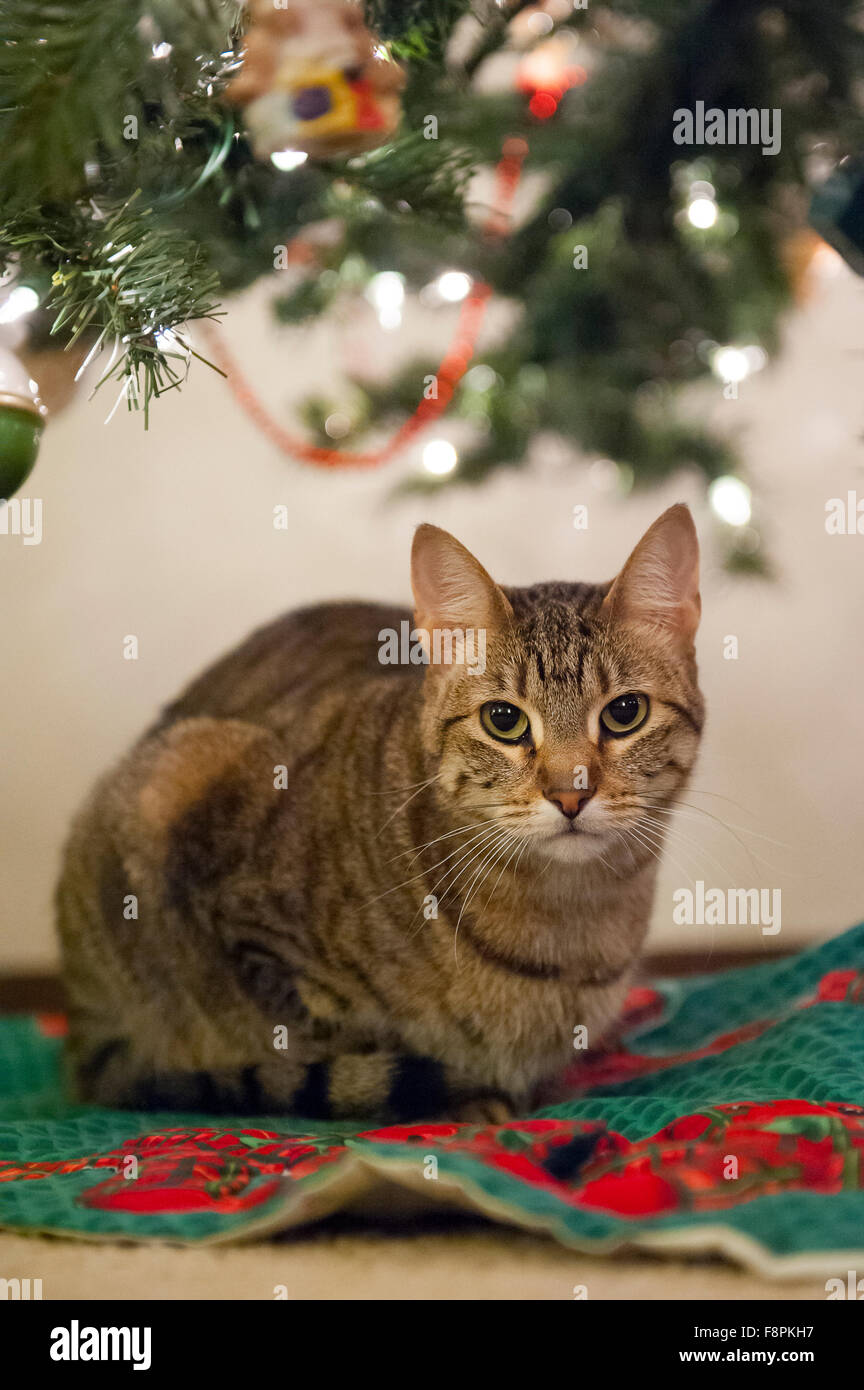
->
[[57, 506, 704, 1121]]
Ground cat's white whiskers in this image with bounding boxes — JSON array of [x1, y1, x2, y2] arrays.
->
[[594, 844, 625, 878], [411, 827, 514, 944], [435, 828, 514, 909], [616, 822, 664, 864], [606, 826, 639, 873], [637, 811, 741, 883], [450, 832, 520, 964], [372, 774, 442, 798], [643, 805, 763, 875], [481, 832, 532, 911], [418, 825, 509, 890], [412, 825, 512, 918], [406, 820, 508, 869], [672, 800, 797, 853], [637, 797, 791, 876], [452, 822, 536, 967], [511, 834, 533, 880], [374, 773, 442, 837], [365, 822, 505, 909], [472, 828, 527, 906], [622, 820, 696, 888], [385, 815, 500, 865], [684, 787, 760, 816], [619, 794, 765, 876], [452, 830, 527, 966], [388, 811, 491, 856]]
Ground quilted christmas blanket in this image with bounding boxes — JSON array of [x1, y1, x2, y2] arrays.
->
[[3, 922, 864, 1280]]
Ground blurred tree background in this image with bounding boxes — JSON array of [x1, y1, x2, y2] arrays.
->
[[1, 0, 863, 569]]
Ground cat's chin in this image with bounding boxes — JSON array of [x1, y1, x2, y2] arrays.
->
[[534, 828, 610, 866]]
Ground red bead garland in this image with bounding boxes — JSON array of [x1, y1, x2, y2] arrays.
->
[[202, 137, 528, 468]]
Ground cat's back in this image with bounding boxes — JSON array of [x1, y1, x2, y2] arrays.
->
[[57, 599, 419, 1049], [157, 599, 416, 729]]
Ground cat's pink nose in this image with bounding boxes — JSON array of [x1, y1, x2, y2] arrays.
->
[[545, 789, 594, 820]]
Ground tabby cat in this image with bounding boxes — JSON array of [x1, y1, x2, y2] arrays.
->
[[57, 504, 703, 1121]]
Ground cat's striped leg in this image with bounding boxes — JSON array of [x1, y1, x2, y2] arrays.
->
[[71, 1041, 308, 1115], [73, 1040, 514, 1122], [290, 1052, 516, 1123]]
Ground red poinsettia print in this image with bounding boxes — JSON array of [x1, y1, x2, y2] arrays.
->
[[573, 1100, 864, 1219], [2, 969, 862, 1224], [0, 1120, 605, 1215], [1, 1099, 862, 1223]]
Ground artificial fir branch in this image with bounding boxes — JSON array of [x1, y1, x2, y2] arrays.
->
[[364, 0, 473, 61], [0, 0, 244, 208], [282, 0, 863, 543], [0, 0, 862, 524], [2, 196, 223, 421]]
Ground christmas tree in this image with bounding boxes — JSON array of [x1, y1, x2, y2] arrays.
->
[[1, 0, 862, 569]]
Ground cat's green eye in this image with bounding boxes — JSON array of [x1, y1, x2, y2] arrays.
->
[[480, 701, 530, 744], [600, 693, 649, 737]]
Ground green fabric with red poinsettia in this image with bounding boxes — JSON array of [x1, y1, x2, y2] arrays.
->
[[2, 923, 864, 1279]]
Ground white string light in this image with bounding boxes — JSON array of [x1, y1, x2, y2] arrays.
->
[[711, 345, 767, 384], [687, 196, 718, 229], [366, 271, 405, 331], [422, 440, 458, 475], [0, 286, 39, 324], [709, 476, 752, 526], [435, 271, 472, 303], [270, 150, 308, 172]]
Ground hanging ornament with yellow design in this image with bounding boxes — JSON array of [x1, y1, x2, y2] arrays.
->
[[226, 0, 405, 162], [0, 344, 47, 502]]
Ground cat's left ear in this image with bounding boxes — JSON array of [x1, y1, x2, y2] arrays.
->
[[411, 525, 513, 653], [602, 504, 701, 646]]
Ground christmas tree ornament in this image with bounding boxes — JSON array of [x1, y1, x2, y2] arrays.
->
[[809, 157, 864, 277], [16, 340, 87, 417], [199, 138, 525, 469], [781, 227, 826, 301], [0, 345, 47, 500], [226, 0, 405, 162], [516, 35, 587, 120]]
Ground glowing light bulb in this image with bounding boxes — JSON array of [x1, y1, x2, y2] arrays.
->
[[324, 412, 351, 440], [366, 271, 405, 331], [465, 364, 497, 392], [270, 149, 308, 172], [709, 476, 752, 526], [744, 345, 768, 373], [526, 13, 554, 36], [687, 196, 718, 229], [422, 440, 458, 475], [589, 459, 619, 492], [711, 346, 751, 384], [436, 271, 472, 303], [0, 286, 39, 323]]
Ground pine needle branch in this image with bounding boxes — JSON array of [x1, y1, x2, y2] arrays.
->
[[2, 195, 223, 421]]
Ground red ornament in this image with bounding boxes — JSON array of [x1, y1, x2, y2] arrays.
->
[[516, 37, 587, 120], [226, 0, 404, 160]]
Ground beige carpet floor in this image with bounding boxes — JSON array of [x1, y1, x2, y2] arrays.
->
[[0, 1219, 827, 1300]]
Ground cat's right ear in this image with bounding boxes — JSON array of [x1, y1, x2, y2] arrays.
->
[[411, 525, 513, 653], [602, 503, 701, 647]]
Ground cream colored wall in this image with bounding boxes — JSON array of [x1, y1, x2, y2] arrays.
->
[[1, 258, 862, 971]]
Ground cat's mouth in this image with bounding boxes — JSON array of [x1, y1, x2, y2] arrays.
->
[[554, 821, 595, 837], [536, 822, 609, 865]]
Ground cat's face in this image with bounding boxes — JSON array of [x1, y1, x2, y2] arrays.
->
[[412, 506, 704, 867]]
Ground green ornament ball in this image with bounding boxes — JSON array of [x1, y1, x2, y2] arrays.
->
[[0, 345, 47, 500], [0, 404, 45, 501]]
